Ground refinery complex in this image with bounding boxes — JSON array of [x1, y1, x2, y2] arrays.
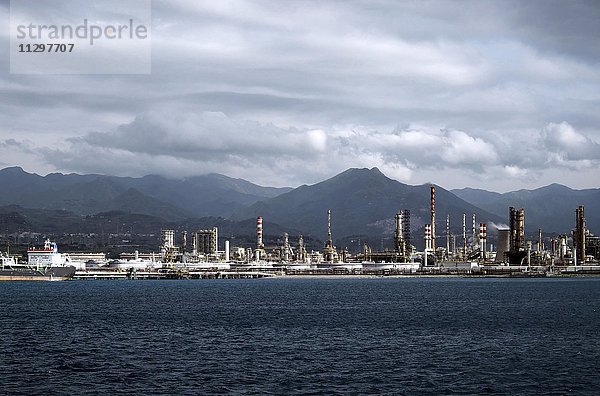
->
[[2, 185, 598, 280], [41, 185, 598, 280]]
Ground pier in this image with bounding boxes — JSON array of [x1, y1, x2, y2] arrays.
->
[[73, 268, 277, 280]]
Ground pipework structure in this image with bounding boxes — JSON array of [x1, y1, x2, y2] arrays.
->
[[509, 207, 526, 251], [402, 210, 411, 259], [575, 205, 586, 265], [516, 208, 525, 250], [297, 234, 307, 262], [161, 229, 174, 249], [194, 227, 218, 255], [394, 209, 411, 262], [424, 224, 432, 251], [479, 223, 487, 261], [507, 207, 526, 264], [509, 207, 516, 251], [160, 229, 178, 263]]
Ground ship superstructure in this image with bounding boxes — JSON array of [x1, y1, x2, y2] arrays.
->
[[28, 239, 69, 267]]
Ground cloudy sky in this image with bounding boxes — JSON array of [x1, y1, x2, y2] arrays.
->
[[1, 0, 599, 191]]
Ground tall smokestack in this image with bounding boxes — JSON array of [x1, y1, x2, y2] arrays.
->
[[462, 213, 467, 258], [327, 209, 332, 247], [509, 207, 516, 251], [395, 211, 402, 254], [430, 186, 436, 251], [575, 206, 586, 265], [257, 216, 264, 249], [402, 210, 411, 261], [324, 209, 336, 262], [472, 214, 476, 250], [446, 214, 450, 255]]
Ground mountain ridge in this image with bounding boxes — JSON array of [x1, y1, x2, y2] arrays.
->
[[232, 167, 505, 247], [452, 184, 600, 233], [1, 166, 596, 240], [0, 167, 292, 220]]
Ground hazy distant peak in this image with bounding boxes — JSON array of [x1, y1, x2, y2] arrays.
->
[[535, 183, 574, 193]]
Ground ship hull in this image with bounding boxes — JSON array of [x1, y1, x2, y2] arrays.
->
[[0, 266, 76, 281]]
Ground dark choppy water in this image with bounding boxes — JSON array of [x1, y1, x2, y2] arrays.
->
[[1, 277, 600, 395]]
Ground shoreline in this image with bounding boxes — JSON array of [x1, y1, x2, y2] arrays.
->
[[275, 273, 600, 279], [62, 273, 600, 281]]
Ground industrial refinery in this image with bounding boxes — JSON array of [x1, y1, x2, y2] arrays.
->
[[61, 185, 600, 280]]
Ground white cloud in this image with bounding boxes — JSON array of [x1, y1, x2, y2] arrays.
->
[[441, 130, 498, 166], [542, 122, 600, 162], [37, 112, 501, 186], [503, 165, 528, 179], [306, 129, 327, 152]]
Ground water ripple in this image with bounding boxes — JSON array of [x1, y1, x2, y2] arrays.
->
[[1, 278, 599, 394]]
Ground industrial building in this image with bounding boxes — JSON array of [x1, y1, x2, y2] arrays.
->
[[193, 227, 218, 256], [160, 229, 179, 263], [506, 207, 527, 264], [394, 209, 411, 262], [574, 206, 586, 265], [99, 192, 597, 278]]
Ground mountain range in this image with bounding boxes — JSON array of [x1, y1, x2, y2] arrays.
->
[[0, 166, 596, 247], [231, 168, 503, 241], [0, 166, 290, 220], [452, 184, 600, 235]]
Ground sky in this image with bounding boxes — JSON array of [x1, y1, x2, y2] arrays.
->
[[1, 0, 599, 192]]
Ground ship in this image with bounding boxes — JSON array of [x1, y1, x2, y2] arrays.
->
[[0, 239, 76, 281]]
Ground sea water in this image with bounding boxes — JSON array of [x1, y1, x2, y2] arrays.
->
[[1, 277, 599, 394]]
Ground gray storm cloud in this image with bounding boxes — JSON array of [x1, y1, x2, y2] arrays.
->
[[35, 112, 600, 189], [82, 112, 328, 159], [1, 0, 599, 190]]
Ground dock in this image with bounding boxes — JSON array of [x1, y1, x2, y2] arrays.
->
[[73, 268, 278, 280]]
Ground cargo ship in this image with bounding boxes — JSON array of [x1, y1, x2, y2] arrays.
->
[[0, 239, 76, 281]]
